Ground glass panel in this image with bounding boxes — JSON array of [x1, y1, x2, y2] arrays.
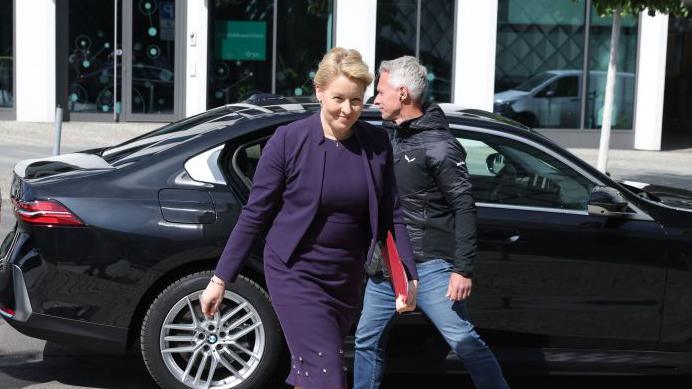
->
[[585, 9, 638, 129], [494, 0, 586, 129], [0, 0, 12, 108], [375, 0, 417, 68], [67, 0, 118, 114], [458, 133, 593, 210], [131, 0, 176, 114], [208, 0, 274, 108], [276, 0, 333, 98], [419, 0, 454, 103]]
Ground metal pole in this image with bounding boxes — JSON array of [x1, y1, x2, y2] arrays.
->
[[114, 0, 119, 122], [53, 105, 63, 156], [415, 0, 421, 58]]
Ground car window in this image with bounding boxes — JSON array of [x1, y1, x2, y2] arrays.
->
[[458, 133, 593, 211], [513, 72, 553, 92], [544, 76, 579, 98], [102, 108, 237, 163], [232, 137, 270, 188]]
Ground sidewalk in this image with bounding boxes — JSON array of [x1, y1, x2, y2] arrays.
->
[[0, 120, 162, 198]]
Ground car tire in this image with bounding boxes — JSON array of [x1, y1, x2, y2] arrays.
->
[[141, 271, 283, 389]]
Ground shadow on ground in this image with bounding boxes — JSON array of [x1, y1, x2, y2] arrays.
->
[[0, 341, 157, 389]]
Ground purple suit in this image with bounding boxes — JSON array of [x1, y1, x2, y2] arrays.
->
[[214, 113, 417, 282], [214, 113, 417, 388]]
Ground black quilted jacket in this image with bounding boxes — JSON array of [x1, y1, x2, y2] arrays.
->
[[379, 104, 477, 277]]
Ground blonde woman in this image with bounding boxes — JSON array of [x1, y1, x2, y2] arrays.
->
[[200, 48, 418, 389]]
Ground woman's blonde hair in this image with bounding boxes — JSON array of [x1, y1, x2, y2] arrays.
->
[[314, 47, 373, 89]]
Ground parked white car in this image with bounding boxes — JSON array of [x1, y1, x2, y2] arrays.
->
[[494, 70, 635, 129]]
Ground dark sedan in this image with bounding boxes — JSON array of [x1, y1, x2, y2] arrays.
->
[[1, 99, 692, 389]]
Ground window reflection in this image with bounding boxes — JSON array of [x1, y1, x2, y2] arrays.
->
[[0, 0, 12, 109], [586, 9, 637, 129], [131, 0, 176, 114], [67, 0, 118, 114], [275, 0, 333, 98], [208, 0, 274, 107], [494, 0, 638, 130], [376, 0, 454, 103], [494, 0, 586, 129]]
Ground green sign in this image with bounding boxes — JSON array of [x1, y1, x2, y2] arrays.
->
[[215, 21, 267, 61]]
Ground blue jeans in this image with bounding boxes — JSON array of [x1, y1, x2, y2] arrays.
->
[[354, 259, 510, 389]]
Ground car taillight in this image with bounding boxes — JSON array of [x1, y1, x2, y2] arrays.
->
[[0, 307, 15, 317], [11, 199, 84, 227]]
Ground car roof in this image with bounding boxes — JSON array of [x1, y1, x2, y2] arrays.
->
[[104, 97, 552, 165]]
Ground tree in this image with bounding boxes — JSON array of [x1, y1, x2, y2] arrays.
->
[[588, 0, 688, 172]]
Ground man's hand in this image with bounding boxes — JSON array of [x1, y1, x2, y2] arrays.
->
[[396, 280, 418, 313], [446, 273, 472, 301]]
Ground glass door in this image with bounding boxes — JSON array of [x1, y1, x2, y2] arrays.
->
[[59, 0, 184, 122], [61, 0, 121, 121], [122, 0, 184, 121]]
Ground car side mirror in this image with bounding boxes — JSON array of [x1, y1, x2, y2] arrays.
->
[[486, 153, 505, 175], [588, 186, 629, 217]]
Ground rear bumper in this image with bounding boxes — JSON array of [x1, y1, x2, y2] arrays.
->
[[0, 265, 32, 321], [2, 264, 128, 354]]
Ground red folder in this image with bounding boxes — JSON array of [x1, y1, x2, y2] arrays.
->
[[382, 231, 409, 300]]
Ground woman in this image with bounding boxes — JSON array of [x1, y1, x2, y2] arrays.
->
[[200, 47, 418, 389]]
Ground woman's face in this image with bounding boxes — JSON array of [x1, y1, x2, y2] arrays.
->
[[316, 74, 366, 134]]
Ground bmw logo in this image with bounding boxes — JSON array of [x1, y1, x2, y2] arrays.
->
[[207, 335, 218, 344]]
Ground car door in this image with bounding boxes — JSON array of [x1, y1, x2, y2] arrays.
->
[[453, 127, 667, 351], [533, 75, 580, 128]]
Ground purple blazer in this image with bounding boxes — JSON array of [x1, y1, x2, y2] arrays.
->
[[214, 113, 418, 283]]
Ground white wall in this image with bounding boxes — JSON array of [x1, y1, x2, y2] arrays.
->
[[16, 0, 56, 122], [453, 0, 498, 111], [335, 0, 378, 98], [633, 11, 669, 151], [185, 0, 208, 117]]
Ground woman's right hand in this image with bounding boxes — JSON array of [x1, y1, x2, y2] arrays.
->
[[200, 276, 226, 319]]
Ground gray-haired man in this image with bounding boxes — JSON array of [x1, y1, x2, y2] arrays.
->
[[353, 56, 509, 389]]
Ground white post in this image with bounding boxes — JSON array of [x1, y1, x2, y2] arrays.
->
[[16, 0, 56, 122], [335, 0, 378, 99], [633, 11, 669, 151], [186, 0, 209, 117], [452, 0, 498, 110], [114, 0, 119, 121], [596, 9, 621, 173]]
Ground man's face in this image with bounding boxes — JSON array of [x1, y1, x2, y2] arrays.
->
[[373, 72, 403, 122]]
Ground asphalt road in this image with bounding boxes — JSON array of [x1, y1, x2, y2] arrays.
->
[[0, 317, 691, 388]]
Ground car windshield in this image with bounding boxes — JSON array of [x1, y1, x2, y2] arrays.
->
[[101, 108, 235, 164], [513, 72, 554, 92]]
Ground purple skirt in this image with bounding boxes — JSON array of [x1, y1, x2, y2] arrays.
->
[[264, 219, 367, 388]]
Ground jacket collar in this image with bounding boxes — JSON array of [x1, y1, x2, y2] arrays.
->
[[309, 112, 326, 144], [383, 103, 449, 135]]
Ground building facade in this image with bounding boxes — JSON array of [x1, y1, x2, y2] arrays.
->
[[0, 0, 689, 150]]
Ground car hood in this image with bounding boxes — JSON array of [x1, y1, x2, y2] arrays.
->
[[621, 180, 692, 211], [494, 90, 530, 104], [14, 153, 115, 180]]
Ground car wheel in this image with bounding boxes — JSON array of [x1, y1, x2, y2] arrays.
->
[[141, 271, 283, 389]]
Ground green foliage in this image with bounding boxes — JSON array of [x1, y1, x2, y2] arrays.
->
[[589, 0, 689, 17]]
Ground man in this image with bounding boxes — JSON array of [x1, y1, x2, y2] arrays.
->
[[354, 56, 509, 389]]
